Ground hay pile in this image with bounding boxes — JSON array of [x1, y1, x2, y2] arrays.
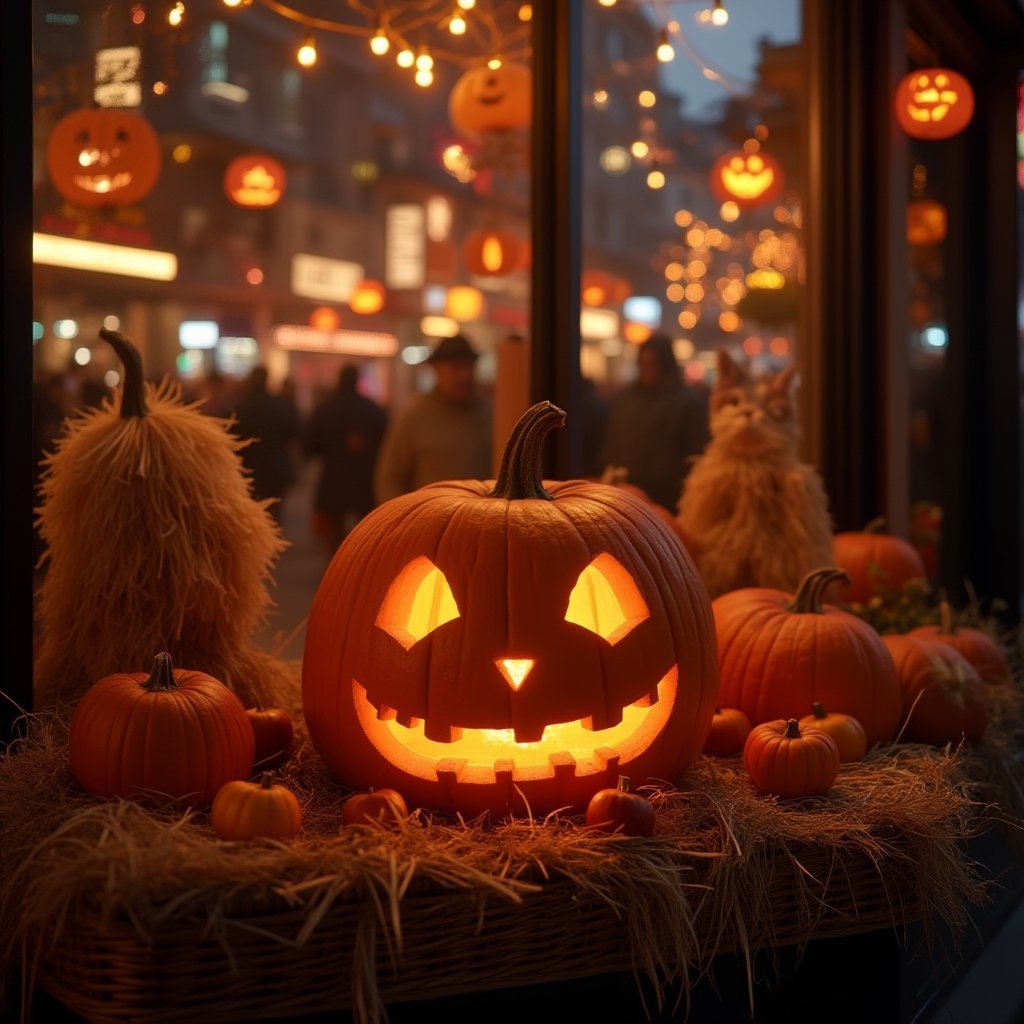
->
[[3, 663, 1016, 1024]]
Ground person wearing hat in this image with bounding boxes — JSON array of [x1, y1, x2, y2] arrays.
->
[[374, 333, 493, 504]]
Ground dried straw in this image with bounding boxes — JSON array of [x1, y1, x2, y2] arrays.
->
[[1, 667, 1009, 1024], [34, 378, 292, 709]]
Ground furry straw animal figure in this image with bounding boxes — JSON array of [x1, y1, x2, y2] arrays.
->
[[677, 350, 834, 598], [34, 329, 296, 710]]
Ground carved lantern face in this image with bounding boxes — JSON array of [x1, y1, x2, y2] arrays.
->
[[895, 69, 974, 140], [224, 154, 287, 208], [449, 62, 531, 139], [302, 404, 718, 819], [709, 149, 785, 209], [47, 108, 162, 208]]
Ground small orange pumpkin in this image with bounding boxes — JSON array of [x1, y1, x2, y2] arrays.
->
[[585, 775, 655, 836], [743, 719, 840, 798], [895, 68, 974, 141], [908, 601, 1010, 685], [341, 788, 409, 827], [832, 517, 927, 604], [449, 61, 531, 139], [797, 702, 866, 763], [69, 652, 254, 808], [703, 707, 752, 757], [882, 634, 988, 746], [709, 148, 785, 209], [212, 772, 302, 840], [47, 107, 162, 208]]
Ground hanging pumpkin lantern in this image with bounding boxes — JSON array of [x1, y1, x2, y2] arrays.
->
[[223, 154, 287, 209], [449, 61, 531, 140], [906, 199, 947, 246], [832, 517, 928, 604], [580, 270, 629, 307], [302, 402, 719, 819], [714, 567, 902, 745], [908, 600, 1011, 685], [463, 228, 521, 277], [69, 653, 255, 808], [34, 329, 292, 710], [709, 148, 785, 209], [895, 68, 974, 140], [47, 107, 162, 208]]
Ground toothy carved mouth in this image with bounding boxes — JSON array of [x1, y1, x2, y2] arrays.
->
[[352, 667, 677, 786], [73, 172, 133, 194], [477, 94, 504, 105]]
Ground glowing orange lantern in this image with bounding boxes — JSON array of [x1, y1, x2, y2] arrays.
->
[[309, 306, 340, 332], [445, 285, 485, 322], [302, 402, 718, 818], [449, 61, 531, 140], [349, 280, 386, 315], [895, 68, 974, 140], [224, 154, 287, 209], [47, 108, 162, 208], [581, 271, 631, 307], [463, 228, 520, 277], [709, 149, 785, 209], [906, 200, 947, 246]]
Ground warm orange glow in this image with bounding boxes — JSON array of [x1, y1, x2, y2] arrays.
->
[[711, 150, 785, 209], [224, 155, 286, 209], [906, 200, 947, 246], [722, 155, 773, 198], [309, 306, 340, 332], [678, 310, 698, 329], [352, 667, 678, 784], [719, 311, 740, 332], [445, 285, 485, 321], [375, 557, 460, 650], [895, 69, 974, 140], [497, 659, 534, 691], [565, 553, 649, 644], [720, 201, 740, 222], [623, 322, 651, 344], [482, 235, 504, 272], [350, 280, 386, 315]]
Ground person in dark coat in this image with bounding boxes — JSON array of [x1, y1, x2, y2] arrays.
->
[[303, 364, 388, 554], [600, 333, 710, 513], [231, 365, 300, 524]]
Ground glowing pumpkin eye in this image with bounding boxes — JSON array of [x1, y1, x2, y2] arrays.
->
[[565, 553, 649, 644], [376, 556, 460, 650]]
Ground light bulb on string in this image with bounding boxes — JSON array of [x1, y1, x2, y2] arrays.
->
[[457, 0, 476, 8], [396, 46, 415, 67], [297, 34, 318, 67], [487, 57, 503, 69], [415, 68, 434, 87], [449, 10, 467, 35], [598, 0, 617, 7], [416, 47, 433, 71], [370, 29, 390, 55], [711, 0, 729, 26], [167, 1, 185, 27], [647, 165, 666, 189], [222, 0, 254, 7], [656, 29, 675, 62]]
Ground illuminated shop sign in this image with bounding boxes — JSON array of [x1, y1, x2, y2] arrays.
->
[[385, 204, 426, 289], [33, 233, 178, 281], [95, 46, 142, 108], [271, 325, 398, 357], [290, 254, 364, 302]]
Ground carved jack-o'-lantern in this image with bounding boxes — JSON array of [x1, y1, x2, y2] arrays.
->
[[463, 228, 521, 277], [895, 68, 974, 140], [709, 148, 785, 209], [906, 199, 947, 246], [224, 154, 287, 209], [449, 61, 531, 140], [46, 107, 162, 208], [302, 403, 719, 819]]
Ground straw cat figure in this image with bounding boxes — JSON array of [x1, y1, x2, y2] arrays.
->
[[677, 350, 834, 598]]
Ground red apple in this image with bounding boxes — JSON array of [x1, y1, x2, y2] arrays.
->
[[245, 706, 295, 770], [584, 776, 655, 837], [341, 788, 409, 827]]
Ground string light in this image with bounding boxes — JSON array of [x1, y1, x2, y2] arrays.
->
[[598, 0, 617, 6], [222, 0, 254, 7], [415, 68, 434, 87], [167, 1, 185, 27], [630, 140, 649, 158], [711, 0, 729, 26], [517, 3, 532, 19], [656, 29, 674, 63], [638, 89, 656, 108], [449, 9, 467, 35], [415, 46, 433, 71], [487, 57, 503, 69], [396, 46, 415, 67], [370, 28, 390, 55], [297, 34, 318, 67], [457, 0, 476, 8], [647, 166, 665, 189]]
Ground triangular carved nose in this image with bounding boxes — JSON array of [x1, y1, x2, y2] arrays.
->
[[496, 658, 534, 691]]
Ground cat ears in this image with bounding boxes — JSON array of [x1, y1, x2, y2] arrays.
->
[[716, 348, 799, 394]]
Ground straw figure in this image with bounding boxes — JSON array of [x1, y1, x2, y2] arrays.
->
[[34, 329, 295, 710]]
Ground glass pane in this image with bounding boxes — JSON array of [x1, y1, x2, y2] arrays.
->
[[580, 0, 803, 509]]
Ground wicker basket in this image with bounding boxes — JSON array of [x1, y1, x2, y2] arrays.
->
[[39, 841, 921, 1024]]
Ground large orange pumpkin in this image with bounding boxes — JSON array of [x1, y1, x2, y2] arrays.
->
[[302, 402, 718, 819], [908, 601, 1011, 685], [449, 61, 531, 140], [832, 517, 927, 604], [69, 653, 254, 808], [47, 107, 162, 208], [714, 567, 902, 745]]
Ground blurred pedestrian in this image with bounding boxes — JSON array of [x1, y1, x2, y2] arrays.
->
[[231, 365, 300, 524], [196, 369, 233, 418], [374, 334, 492, 504], [303, 364, 388, 554], [600, 333, 709, 513]]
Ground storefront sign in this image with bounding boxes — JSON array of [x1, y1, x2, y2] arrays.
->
[[95, 46, 142, 108], [271, 324, 398, 357], [291, 254, 363, 302], [385, 204, 425, 289]]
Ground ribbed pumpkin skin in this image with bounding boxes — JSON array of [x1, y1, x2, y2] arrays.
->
[[743, 719, 840, 798], [703, 707, 752, 757], [69, 664, 254, 808], [832, 530, 926, 603], [797, 704, 867, 764], [211, 776, 301, 840], [882, 634, 988, 746], [303, 468, 719, 819], [714, 573, 901, 745], [907, 623, 1010, 685]]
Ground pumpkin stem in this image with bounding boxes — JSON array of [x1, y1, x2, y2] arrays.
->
[[939, 599, 956, 635], [617, 775, 632, 793], [863, 516, 887, 534], [784, 719, 801, 739], [142, 652, 178, 692], [489, 401, 566, 501], [811, 702, 827, 720], [259, 772, 274, 790], [786, 567, 851, 614], [99, 328, 149, 419]]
